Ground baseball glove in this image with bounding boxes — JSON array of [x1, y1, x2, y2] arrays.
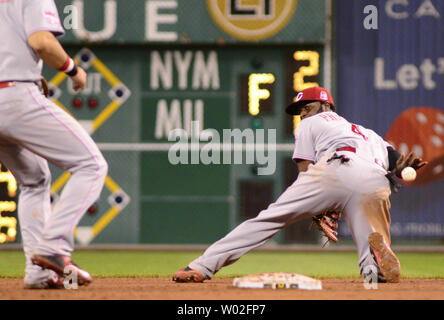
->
[[311, 211, 341, 243]]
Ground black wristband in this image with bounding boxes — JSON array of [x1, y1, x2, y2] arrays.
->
[[66, 64, 78, 77], [387, 146, 401, 172], [385, 172, 403, 193]]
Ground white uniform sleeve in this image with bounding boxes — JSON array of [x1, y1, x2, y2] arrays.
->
[[23, 0, 65, 37], [292, 120, 316, 162]]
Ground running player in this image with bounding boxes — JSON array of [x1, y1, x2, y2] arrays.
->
[[0, 0, 108, 288]]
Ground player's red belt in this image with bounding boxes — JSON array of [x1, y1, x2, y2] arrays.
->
[[0, 81, 16, 89], [336, 146, 356, 153]]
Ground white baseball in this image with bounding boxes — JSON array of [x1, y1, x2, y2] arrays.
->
[[401, 167, 416, 182]]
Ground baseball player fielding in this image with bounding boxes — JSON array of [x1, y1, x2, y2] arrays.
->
[[173, 86, 427, 285]]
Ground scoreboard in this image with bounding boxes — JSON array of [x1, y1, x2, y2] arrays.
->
[[0, 164, 17, 244], [1, 0, 329, 245], [142, 47, 323, 140], [139, 46, 324, 243]]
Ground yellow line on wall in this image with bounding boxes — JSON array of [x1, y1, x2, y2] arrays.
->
[[51, 172, 71, 193], [105, 176, 120, 193], [93, 100, 121, 130], [50, 73, 67, 87], [92, 59, 120, 86], [92, 206, 121, 236]]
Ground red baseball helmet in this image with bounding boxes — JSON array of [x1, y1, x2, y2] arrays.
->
[[286, 86, 335, 115]]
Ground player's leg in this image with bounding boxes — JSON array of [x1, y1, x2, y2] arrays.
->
[[179, 160, 346, 281], [0, 141, 62, 288], [343, 188, 400, 283], [3, 83, 107, 261]]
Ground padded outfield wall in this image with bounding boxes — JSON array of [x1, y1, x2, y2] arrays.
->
[[336, 0, 444, 241], [1, 0, 442, 247], [0, 0, 330, 246]]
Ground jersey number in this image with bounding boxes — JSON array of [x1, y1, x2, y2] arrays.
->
[[351, 124, 367, 141]]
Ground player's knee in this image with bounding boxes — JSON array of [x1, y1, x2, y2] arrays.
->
[[80, 152, 108, 177], [97, 155, 108, 179], [93, 154, 108, 185], [89, 154, 108, 180]]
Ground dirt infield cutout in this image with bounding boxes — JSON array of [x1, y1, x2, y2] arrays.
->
[[1, 278, 443, 300]]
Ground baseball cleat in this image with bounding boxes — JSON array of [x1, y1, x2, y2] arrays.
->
[[368, 232, 401, 283], [173, 267, 205, 283], [24, 273, 65, 289], [31, 254, 93, 286]]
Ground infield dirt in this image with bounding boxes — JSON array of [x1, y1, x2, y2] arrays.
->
[[1, 278, 443, 300]]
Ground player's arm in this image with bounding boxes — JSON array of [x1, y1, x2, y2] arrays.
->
[[27, 31, 86, 92], [292, 120, 316, 173]]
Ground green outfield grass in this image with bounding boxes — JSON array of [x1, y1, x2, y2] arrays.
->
[[1, 250, 443, 279]]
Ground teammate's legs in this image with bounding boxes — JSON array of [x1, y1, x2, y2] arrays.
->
[[188, 161, 348, 279], [0, 142, 54, 284], [0, 83, 107, 256]]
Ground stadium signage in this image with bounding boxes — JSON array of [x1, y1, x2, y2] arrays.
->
[[55, 0, 325, 43]]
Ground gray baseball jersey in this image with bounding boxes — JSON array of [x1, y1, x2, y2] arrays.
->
[[0, 0, 64, 82], [293, 112, 390, 169], [0, 0, 107, 286], [188, 111, 393, 279]]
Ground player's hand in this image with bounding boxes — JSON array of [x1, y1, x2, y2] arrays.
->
[[394, 151, 428, 178], [70, 67, 87, 92]]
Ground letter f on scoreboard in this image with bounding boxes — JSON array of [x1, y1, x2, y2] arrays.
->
[[248, 73, 275, 116]]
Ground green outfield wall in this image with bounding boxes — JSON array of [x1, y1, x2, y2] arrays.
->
[[0, 0, 329, 246]]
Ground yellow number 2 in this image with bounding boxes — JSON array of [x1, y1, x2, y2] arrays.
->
[[293, 51, 319, 92]]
